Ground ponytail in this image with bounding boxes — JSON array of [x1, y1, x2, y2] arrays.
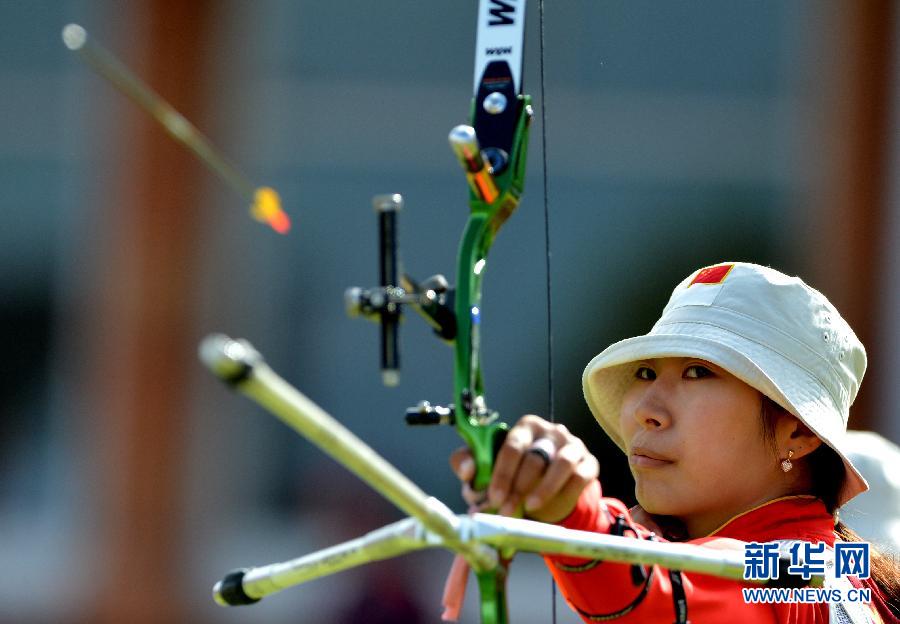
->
[[833, 520, 900, 616], [760, 397, 900, 617], [806, 444, 900, 617]]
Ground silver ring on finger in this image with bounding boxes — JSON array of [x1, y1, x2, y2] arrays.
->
[[526, 437, 557, 466]]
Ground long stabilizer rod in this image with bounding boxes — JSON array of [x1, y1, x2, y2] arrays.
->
[[198, 335, 497, 573]]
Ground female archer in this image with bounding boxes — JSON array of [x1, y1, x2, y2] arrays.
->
[[452, 262, 900, 623]]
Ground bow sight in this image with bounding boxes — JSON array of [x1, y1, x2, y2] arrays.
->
[[343, 192, 458, 392]]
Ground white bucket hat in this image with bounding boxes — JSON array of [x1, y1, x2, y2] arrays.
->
[[582, 262, 868, 507]]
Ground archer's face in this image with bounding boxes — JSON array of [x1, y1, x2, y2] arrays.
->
[[618, 357, 778, 537]]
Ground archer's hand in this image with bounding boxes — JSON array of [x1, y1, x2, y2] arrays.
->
[[449, 414, 599, 523]]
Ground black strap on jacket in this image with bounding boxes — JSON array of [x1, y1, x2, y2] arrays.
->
[[668, 568, 689, 624]]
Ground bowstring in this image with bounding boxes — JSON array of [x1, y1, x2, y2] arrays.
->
[[537, 1, 557, 622]]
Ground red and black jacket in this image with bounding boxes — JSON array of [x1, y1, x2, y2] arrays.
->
[[544, 481, 893, 623]]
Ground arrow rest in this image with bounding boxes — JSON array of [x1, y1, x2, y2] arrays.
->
[[405, 401, 454, 426]]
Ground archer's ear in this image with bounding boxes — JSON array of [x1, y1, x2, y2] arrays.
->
[[774, 415, 823, 460]]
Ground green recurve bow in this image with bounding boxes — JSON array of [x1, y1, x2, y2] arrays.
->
[[346, 1, 535, 621]]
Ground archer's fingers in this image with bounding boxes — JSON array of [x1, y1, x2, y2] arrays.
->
[[546, 467, 598, 518], [461, 483, 490, 510], [450, 446, 475, 482], [509, 449, 552, 503], [526, 450, 598, 514], [523, 443, 581, 508], [488, 420, 538, 507], [499, 491, 524, 517]]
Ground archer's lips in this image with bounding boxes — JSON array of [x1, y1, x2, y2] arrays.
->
[[629, 446, 674, 468]]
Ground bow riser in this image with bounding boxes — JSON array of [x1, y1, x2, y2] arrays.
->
[[455, 94, 533, 494]]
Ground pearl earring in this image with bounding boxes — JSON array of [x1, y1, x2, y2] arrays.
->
[[781, 450, 794, 473]]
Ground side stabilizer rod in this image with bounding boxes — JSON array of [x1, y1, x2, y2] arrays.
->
[[213, 517, 433, 606]]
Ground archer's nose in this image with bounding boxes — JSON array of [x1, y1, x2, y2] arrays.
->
[[631, 384, 673, 431]]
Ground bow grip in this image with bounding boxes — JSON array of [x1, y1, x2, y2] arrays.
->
[[467, 420, 510, 493]]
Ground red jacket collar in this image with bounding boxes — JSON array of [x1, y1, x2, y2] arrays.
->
[[705, 495, 835, 543]]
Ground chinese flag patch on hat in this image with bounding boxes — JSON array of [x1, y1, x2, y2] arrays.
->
[[689, 263, 735, 287]]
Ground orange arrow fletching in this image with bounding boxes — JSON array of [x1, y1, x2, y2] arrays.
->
[[251, 187, 291, 234]]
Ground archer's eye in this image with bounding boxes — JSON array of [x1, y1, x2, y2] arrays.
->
[[684, 365, 712, 379], [635, 366, 656, 381]]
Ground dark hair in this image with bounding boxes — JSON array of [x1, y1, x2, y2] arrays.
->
[[760, 397, 900, 616]]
